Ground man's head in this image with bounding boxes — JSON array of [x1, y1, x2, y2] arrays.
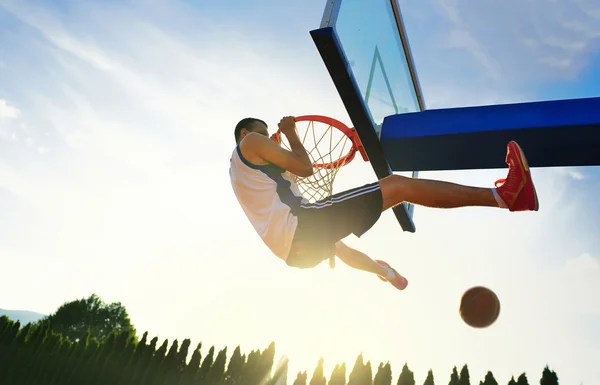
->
[[234, 118, 268, 143]]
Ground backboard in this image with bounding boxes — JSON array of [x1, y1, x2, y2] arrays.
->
[[310, 1, 600, 234], [310, 0, 425, 232]]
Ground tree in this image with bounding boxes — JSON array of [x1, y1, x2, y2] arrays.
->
[[448, 367, 459, 385], [423, 369, 435, 385], [516, 373, 529, 385], [224, 345, 245, 385], [479, 371, 497, 385], [180, 343, 202, 385], [328, 363, 346, 385], [458, 365, 470, 385], [259, 342, 277, 383], [37, 294, 135, 343], [398, 363, 415, 385], [539, 366, 559, 385], [508, 376, 517, 385], [373, 362, 392, 385], [206, 347, 228, 385], [197, 345, 215, 383], [310, 358, 327, 385], [294, 371, 308, 385], [348, 354, 372, 385]]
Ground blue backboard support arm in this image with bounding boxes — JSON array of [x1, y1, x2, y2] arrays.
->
[[310, 26, 416, 233], [381, 97, 600, 171]]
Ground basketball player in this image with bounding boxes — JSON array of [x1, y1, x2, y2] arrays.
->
[[229, 116, 539, 291]]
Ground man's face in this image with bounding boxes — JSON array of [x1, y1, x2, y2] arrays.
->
[[240, 121, 269, 140]]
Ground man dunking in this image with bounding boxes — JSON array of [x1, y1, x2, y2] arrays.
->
[[229, 116, 539, 291]]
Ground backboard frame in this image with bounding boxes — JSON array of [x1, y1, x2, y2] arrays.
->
[[311, 0, 427, 232]]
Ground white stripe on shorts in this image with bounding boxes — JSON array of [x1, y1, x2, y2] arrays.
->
[[299, 183, 380, 209]]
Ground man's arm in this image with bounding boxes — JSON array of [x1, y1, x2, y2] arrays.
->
[[281, 123, 313, 175], [242, 132, 314, 177]]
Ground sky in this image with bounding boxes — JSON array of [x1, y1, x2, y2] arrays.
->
[[1, 0, 599, 384]]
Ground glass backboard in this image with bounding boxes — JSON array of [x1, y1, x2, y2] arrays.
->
[[310, 0, 426, 231], [332, 0, 424, 136]]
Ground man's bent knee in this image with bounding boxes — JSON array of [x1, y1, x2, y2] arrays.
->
[[378, 174, 409, 212]]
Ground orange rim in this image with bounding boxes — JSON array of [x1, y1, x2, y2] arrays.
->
[[271, 115, 369, 169]]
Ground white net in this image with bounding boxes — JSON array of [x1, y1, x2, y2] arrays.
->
[[278, 117, 358, 202]]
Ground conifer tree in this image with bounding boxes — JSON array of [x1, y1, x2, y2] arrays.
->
[[448, 366, 459, 385], [2, 319, 19, 345], [348, 353, 372, 385], [176, 339, 191, 373], [398, 363, 416, 385], [0, 317, 13, 344], [293, 371, 308, 385], [117, 331, 148, 385], [243, 349, 262, 385], [196, 345, 215, 383], [507, 376, 517, 385], [373, 362, 392, 385], [70, 334, 100, 385], [91, 331, 116, 379], [143, 337, 168, 384], [259, 342, 277, 384], [365, 361, 373, 384], [64, 330, 91, 385], [423, 369, 435, 385], [458, 365, 470, 385], [539, 366, 558, 385], [516, 373, 529, 385], [14, 323, 32, 346], [161, 338, 189, 385], [2, 322, 30, 381], [179, 343, 202, 385], [0, 315, 9, 330], [153, 339, 179, 385], [310, 357, 327, 385], [224, 345, 245, 385], [479, 371, 497, 385], [134, 337, 163, 385], [328, 363, 347, 385], [206, 347, 228, 385]]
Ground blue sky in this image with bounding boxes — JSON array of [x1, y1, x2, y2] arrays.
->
[[1, 0, 599, 384]]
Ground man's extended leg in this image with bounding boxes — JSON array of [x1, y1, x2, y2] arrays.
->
[[378, 141, 538, 212], [335, 241, 408, 290]]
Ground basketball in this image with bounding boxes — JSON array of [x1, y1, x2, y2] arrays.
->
[[459, 286, 501, 328]]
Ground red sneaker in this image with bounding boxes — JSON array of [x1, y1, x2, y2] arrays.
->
[[495, 141, 539, 212], [375, 260, 408, 290]]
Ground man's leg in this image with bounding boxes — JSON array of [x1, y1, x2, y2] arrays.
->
[[378, 141, 538, 212], [335, 241, 408, 290], [334, 241, 386, 275], [378, 174, 498, 211]]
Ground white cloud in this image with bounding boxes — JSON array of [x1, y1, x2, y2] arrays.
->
[[433, 0, 600, 82], [554, 167, 587, 180], [0, 99, 20, 118]]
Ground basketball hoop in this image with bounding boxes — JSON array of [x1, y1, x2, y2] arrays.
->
[[271, 115, 369, 269], [271, 115, 368, 202]]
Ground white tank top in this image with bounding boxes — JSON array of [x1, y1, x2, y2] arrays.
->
[[229, 145, 308, 260]]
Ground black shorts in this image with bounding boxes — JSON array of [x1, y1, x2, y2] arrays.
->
[[285, 182, 383, 269]]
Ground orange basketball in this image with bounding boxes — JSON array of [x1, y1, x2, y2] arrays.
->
[[459, 286, 501, 328]]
